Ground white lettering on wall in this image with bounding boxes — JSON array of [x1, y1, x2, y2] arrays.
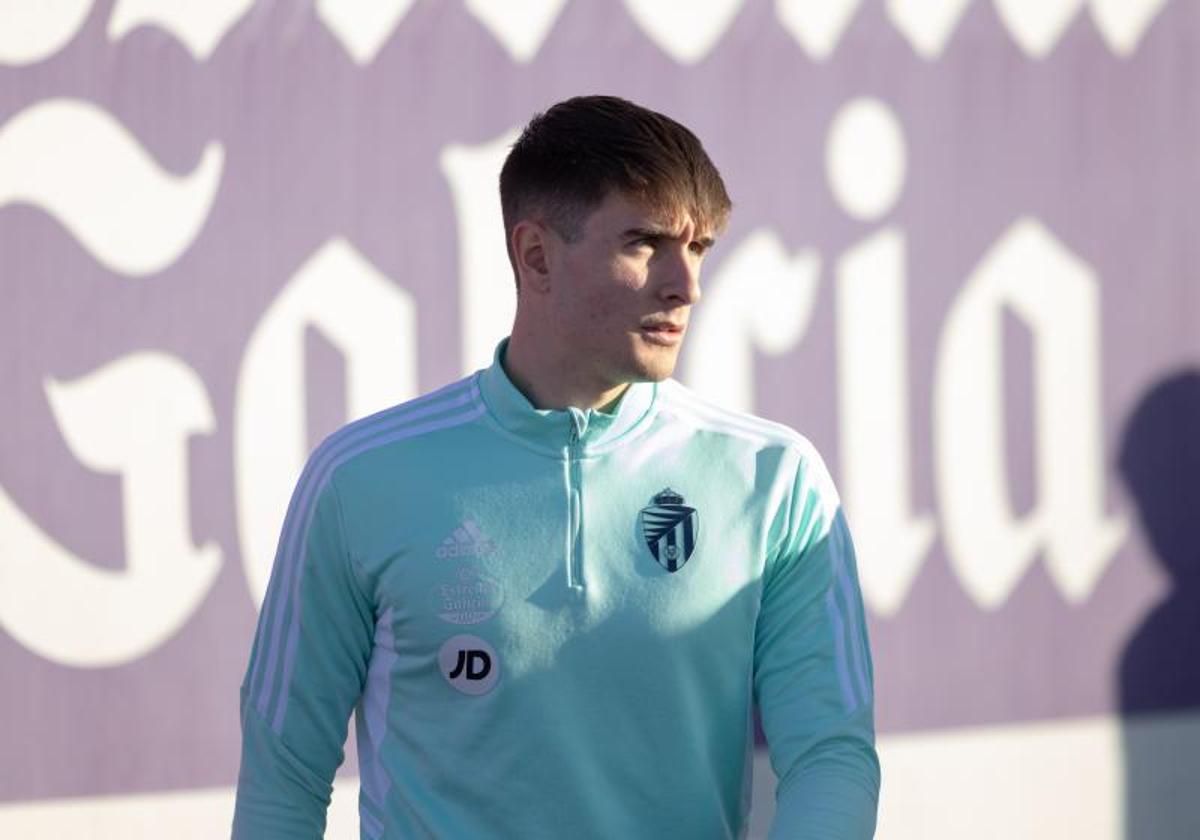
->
[[993, 0, 1083, 60], [463, 0, 567, 63], [1089, 0, 1169, 58], [0, 0, 93, 65], [0, 352, 220, 667], [994, 0, 1169, 60], [107, 0, 255, 61], [825, 97, 907, 223], [775, 0, 862, 61], [682, 230, 820, 412], [885, 0, 973, 61], [0, 99, 224, 277], [623, 0, 746, 65], [235, 238, 417, 607], [315, 0, 417, 65], [827, 97, 934, 616], [440, 129, 520, 376], [935, 217, 1126, 608], [837, 230, 936, 615]]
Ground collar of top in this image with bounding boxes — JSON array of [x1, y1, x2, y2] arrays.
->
[[477, 338, 658, 455]]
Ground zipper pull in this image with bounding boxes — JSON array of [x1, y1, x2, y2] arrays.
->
[[568, 408, 585, 446]]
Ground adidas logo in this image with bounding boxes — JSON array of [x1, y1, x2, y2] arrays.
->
[[436, 519, 497, 559]]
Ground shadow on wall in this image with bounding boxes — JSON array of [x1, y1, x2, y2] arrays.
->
[[1117, 369, 1200, 840]]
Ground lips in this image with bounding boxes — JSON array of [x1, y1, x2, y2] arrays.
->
[[639, 321, 686, 346], [640, 320, 685, 334]]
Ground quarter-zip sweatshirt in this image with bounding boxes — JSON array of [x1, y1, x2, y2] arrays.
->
[[233, 339, 880, 839]]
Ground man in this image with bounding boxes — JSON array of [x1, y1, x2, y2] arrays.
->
[[233, 95, 879, 838]]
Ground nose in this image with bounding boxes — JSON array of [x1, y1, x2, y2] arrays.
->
[[659, 247, 702, 306]]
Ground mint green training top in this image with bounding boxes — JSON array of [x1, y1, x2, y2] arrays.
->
[[233, 340, 879, 839]]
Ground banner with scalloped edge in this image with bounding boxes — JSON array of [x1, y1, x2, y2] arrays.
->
[[1, 2, 1197, 832]]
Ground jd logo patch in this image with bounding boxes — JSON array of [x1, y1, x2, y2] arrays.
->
[[638, 488, 699, 573], [438, 634, 499, 696]]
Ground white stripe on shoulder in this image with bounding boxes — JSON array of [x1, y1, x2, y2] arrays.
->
[[319, 375, 477, 454], [661, 381, 843, 514], [329, 391, 485, 472], [659, 380, 812, 451], [252, 382, 485, 727], [661, 400, 772, 444], [262, 395, 488, 730]]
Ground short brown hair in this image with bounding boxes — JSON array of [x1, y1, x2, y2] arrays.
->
[[499, 95, 732, 286]]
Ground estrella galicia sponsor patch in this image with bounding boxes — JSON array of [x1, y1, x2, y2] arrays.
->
[[431, 566, 504, 625], [638, 487, 699, 573]]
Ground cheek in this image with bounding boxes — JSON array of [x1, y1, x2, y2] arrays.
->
[[612, 256, 647, 291], [589, 261, 644, 313], [552, 283, 609, 336], [556, 256, 645, 332]]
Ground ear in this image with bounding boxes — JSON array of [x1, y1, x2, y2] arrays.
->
[[511, 220, 554, 295]]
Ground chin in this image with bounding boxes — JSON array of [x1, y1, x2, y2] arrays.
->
[[628, 350, 680, 383], [609, 336, 682, 385]]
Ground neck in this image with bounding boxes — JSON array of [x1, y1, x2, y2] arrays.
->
[[504, 320, 629, 412]]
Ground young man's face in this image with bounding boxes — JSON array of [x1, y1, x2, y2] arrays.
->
[[547, 189, 715, 392]]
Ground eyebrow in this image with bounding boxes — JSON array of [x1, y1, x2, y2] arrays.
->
[[622, 226, 716, 249]]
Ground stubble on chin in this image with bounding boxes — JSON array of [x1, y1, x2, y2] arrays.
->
[[634, 346, 682, 383]]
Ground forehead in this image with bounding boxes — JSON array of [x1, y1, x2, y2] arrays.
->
[[583, 189, 712, 240]]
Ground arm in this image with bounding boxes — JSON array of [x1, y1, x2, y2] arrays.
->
[[754, 448, 880, 839], [232, 463, 374, 839]]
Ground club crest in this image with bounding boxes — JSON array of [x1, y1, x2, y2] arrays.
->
[[638, 488, 699, 573]]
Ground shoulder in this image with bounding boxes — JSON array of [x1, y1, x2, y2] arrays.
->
[[311, 374, 484, 478], [656, 379, 840, 506], [656, 379, 820, 457]]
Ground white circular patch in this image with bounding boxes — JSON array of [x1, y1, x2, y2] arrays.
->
[[438, 634, 499, 696], [825, 97, 908, 221]]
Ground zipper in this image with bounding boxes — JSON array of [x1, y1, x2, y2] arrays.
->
[[565, 409, 585, 593]]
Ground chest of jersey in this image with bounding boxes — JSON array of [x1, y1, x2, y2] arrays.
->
[[339, 424, 771, 704]]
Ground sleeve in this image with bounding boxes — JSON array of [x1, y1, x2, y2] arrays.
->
[[754, 446, 881, 840], [232, 463, 375, 839]]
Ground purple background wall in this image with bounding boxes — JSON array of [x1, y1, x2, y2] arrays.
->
[[2, 0, 1197, 832]]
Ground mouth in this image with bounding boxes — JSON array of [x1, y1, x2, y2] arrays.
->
[[639, 320, 686, 346]]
